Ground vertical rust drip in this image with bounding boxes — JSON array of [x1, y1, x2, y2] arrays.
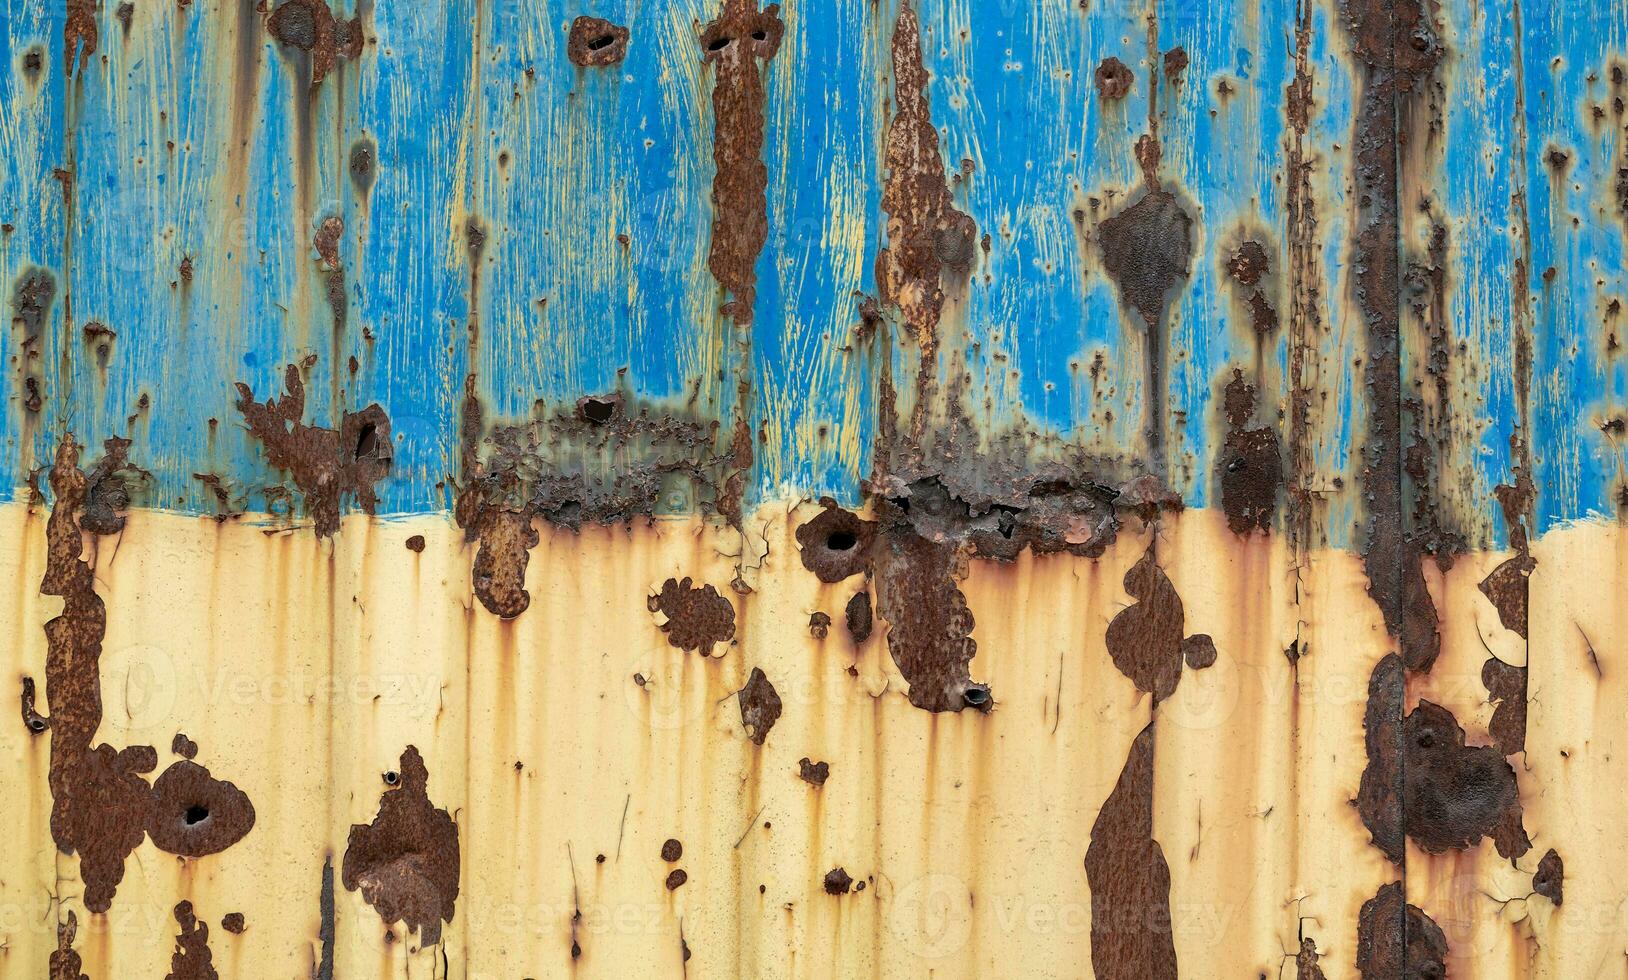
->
[[1083, 723, 1177, 979], [1283, 0, 1321, 549]]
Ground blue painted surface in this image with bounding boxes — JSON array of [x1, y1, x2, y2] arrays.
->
[[1, 0, 1625, 544]]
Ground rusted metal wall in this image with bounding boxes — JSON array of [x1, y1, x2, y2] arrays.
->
[[3, 0, 1626, 977]]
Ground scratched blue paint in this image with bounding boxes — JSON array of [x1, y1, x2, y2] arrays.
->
[[1, 0, 1625, 545]]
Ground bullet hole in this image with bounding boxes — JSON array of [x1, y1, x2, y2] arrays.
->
[[27, 717, 47, 734], [405, 535, 426, 553], [661, 839, 683, 862], [751, 29, 768, 40], [567, 16, 630, 67], [708, 36, 732, 52], [633, 673, 647, 687], [355, 421, 380, 460], [183, 805, 210, 826], [827, 530, 857, 550], [962, 684, 992, 710], [576, 394, 621, 424], [796, 503, 876, 582], [665, 869, 687, 890], [382, 770, 400, 786], [587, 34, 615, 50], [21, 677, 48, 734]]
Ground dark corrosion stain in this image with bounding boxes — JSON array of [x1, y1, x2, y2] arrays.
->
[[1482, 464, 1536, 641], [1481, 657, 1527, 756], [43, 436, 157, 913], [236, 363, 392, 538], [11, 268, 56, 413], [1355, 880, 1447, 979], [699, 0, 782, 322], [1404, 700, 1529, 858], [266, 0, 363, 85], [50, 911, 86, 980], [1532, 848, 1563, 906], [65, 0, 98, 75], [738, 667, 781, 745], [795, 501, 876, 583], [1478, 555, 1532, 639], [1358, 654, 1405, 864], [82, 321, 115, 366], [1219, 370, 1283, 535], [1162, 47, 1188, 83], [665, 869, 688, 891], [845, 590, 873, 643], [469, 511, 538, 619], [808, 611, 831, 639], [1099, 189, 1192, 333], [171, 733, 197, 759], [1226, 240, 1280, 335], [1095, 56, 1135, 99], [661, 838, 683, 862], [568, 16, 630, 68], [577, 393, 623, 425], [165, 901, 217, 980], [876, 0, 978, 355], [148, 760, 256, 857], [21, 45, 44, 82], [343, 746, 460, 946], [348, 139, 376, 196], [823, 867, 853, 895], [405, 534, 425, 553], [316, 858, 335, 980], [1104, 544, 1215, 705], [798, 757, 829, 787], [220, 912, 246, 934], [1084, 723, 1177, 980], [1296, 937, 1326, 980], [873, 524, 985, 712], [1340, 0, 1447, 679], [649, 577, 736, 654], [313, 215, 344, 268], [115, 3, 134, 36], [22, 676, 49, 734]]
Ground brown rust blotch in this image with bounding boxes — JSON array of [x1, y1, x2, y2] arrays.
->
[[1478, 554, 1532, 639], [1095, 56, 1135, 99], [343, 746, 460, 946], [808, 611, 831, 639], [266, 0, 363, 85], [1296, 937, 1326, 980], [795, 502, 876, 583], [845, 590, 873, 643], [65, 0, 97, 75], [165, 901, 218, 980], [1404, 700, 1529, 858], [1355, 881, 1447, 979], [1083, 724, 1177, 980], [798, 758, 829, 787], [567, 16, 630, 67], [1533, 848, 1563, 906], [823, 868, 853, 895], [220, 912, 246, 935], [171, 733, 198, 759], [148, 760, 256, 857], [876, 1, 979, 353], [738, 667, 781, 745], [1104, 544, 1213, 705], [235, 364, 392, 538], [1162, 47, 1189, 83], [873, 528, 986, 713], [1219, 370, 1283, 535], [1481, 657, 1526, 756], [699, 1, 783, 322], [661, 838, 682, 862], [1098, 190, 1193, 332], [50, 911, 87, 980], [470, 511, 538, 619], [665, 869, 688, 891], [1357, 654, 1405, 864], [405, 534, 425, 553], [649, 577, 736, 654]]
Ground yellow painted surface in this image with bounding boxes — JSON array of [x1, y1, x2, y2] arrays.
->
[[0, 502, 1607, 977]]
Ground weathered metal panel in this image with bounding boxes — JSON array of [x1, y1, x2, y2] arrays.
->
[[3, 0, 1627, 977]]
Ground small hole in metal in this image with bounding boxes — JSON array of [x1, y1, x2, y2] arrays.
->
[[826, 530, 857, 551], [383, 770, 400, 786], [183, 805, 210, 826]]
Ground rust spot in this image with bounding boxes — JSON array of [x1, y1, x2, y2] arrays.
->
[[50, 911, 86, 980], [699, 1, 783, 322], [11, 268, 56, 413], [1296, 937, 1326, 980], [343, 746, 460, 946], [115, 3, 134, 35], [348, 139, 376, 195], [147, 760, 256, 857], [1219, 371, 1283, 535], [1479, 556, 1533, 640], [65, 0, 98, 75], [1084, 724, 1177, 979], [235, 363, 393, 538], [1226, 240, 1280, 335], [808, 611, 831, 639], [22, 46, 44, 81], [876, 1, 978, 354], [823, 867, 853, 895], [665, 869, 688, 891], [266, 0, 363, 85], [220, 913, 246, 934], [1481, 657, 1527, 756], [737, 667, 781, 745], [1358, 655, 1405, 864], [1095, 56, 1135, 99], [171, 733, 197, 759], [1162, 47, 1188, 83], [470, 511, 538, 619], [313, 216, 344, 268], [1355, 881, 1447, 979], [1104, 544, 1214, 705], [649, 577, 736, 654], [22, 676, 49, 734], [1404, 700, 1529, 858], [795, 502, 876, 583], [567, 16, 629, 68], [661, 839, 682, 862], [1533, 848, 1563, 906], [844, 590, 873, 643], [165, 901, 217, 980], [797, 758, 829, 787], [405, 534, 425, 553]]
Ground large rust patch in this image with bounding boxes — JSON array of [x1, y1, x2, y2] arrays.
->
[[1083, 724, 1177, 979], [1355, 880, 1447, 978], [343, 746, 460, 946], [1104, 544, 1216, 705], [649, 577, 737, 655], [1218, 371, 1282, 535], [165, 901, 218, 980]]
